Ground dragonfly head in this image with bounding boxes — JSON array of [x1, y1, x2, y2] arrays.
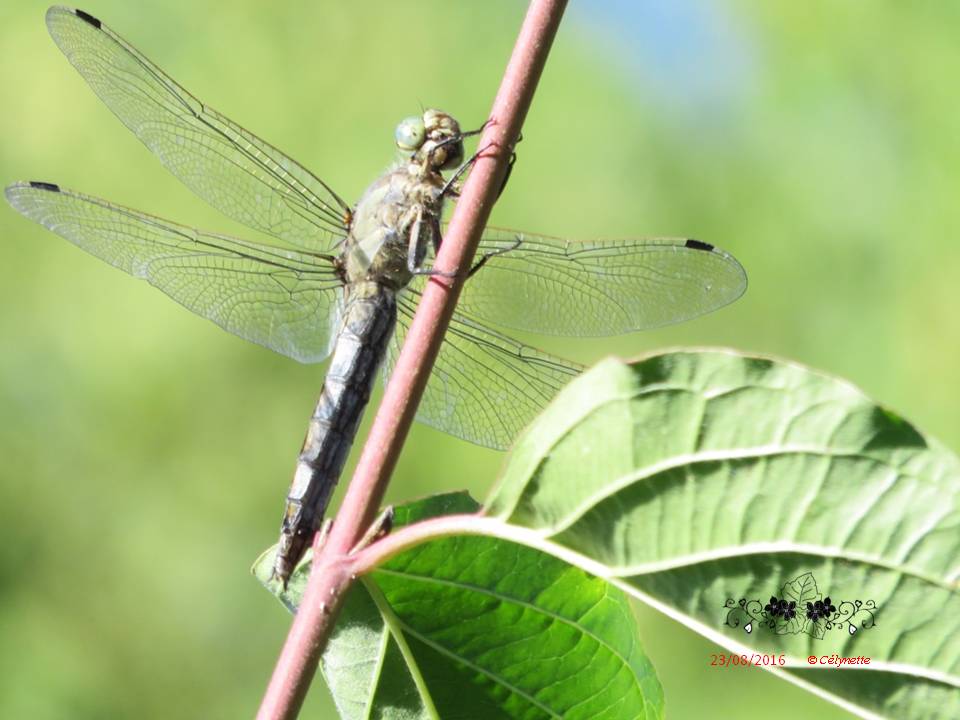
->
[[394, 109, 464, 172]]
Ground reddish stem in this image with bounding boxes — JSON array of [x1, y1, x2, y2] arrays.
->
[[257, 1, 568, 717]]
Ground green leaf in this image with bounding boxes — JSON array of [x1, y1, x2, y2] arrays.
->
[[254, 492, 663, 720], [486, 351, 960, 720]]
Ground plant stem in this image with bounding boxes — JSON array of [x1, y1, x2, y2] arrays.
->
[[256, 1, 568, 718]]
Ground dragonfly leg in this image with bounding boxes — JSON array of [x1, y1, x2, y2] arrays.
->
[[434, 119, 493, 197], [414, 214, 518, 280], [467, 234, 522, 278], [408, 207, 456, 278], [405, 204, 426, 273], [497, 132, 522, 199], [440, 130, 522, 201], [439, 150, 477, 198], [493, 130, 522, 200]]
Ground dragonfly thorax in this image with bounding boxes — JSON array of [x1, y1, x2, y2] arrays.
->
[[338, 109, 464, 288]]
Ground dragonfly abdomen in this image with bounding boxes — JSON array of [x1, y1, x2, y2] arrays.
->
[[275, 281, 397, 582]]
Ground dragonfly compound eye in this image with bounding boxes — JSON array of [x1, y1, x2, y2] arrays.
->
[[395, 116, 426, 151]]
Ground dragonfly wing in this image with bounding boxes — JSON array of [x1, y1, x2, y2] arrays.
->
[[6, 182, 342, 363], [459, 228, 747, 336], [387, 286, 581, 450], [45, 7, 350, 251]]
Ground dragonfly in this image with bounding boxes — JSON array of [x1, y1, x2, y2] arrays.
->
[[6, 7, 747, 584]]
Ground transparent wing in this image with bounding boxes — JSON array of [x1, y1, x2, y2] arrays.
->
[[45, 7, 350, 251], [6, 182, 343, 363], [387, 286, 582, 450], [459, 228, 747, 336]]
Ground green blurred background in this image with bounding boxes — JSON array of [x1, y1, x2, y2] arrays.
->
[[1, 1, 956, 718]]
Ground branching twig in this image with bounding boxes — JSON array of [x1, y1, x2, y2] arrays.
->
[[347, 513, 618, 583], [257, 2, 567, 717]]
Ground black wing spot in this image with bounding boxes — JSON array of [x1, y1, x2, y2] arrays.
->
[[29, 181, 61, 192], [74, 9, 102, 29], [685, 239, 715, 252]]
